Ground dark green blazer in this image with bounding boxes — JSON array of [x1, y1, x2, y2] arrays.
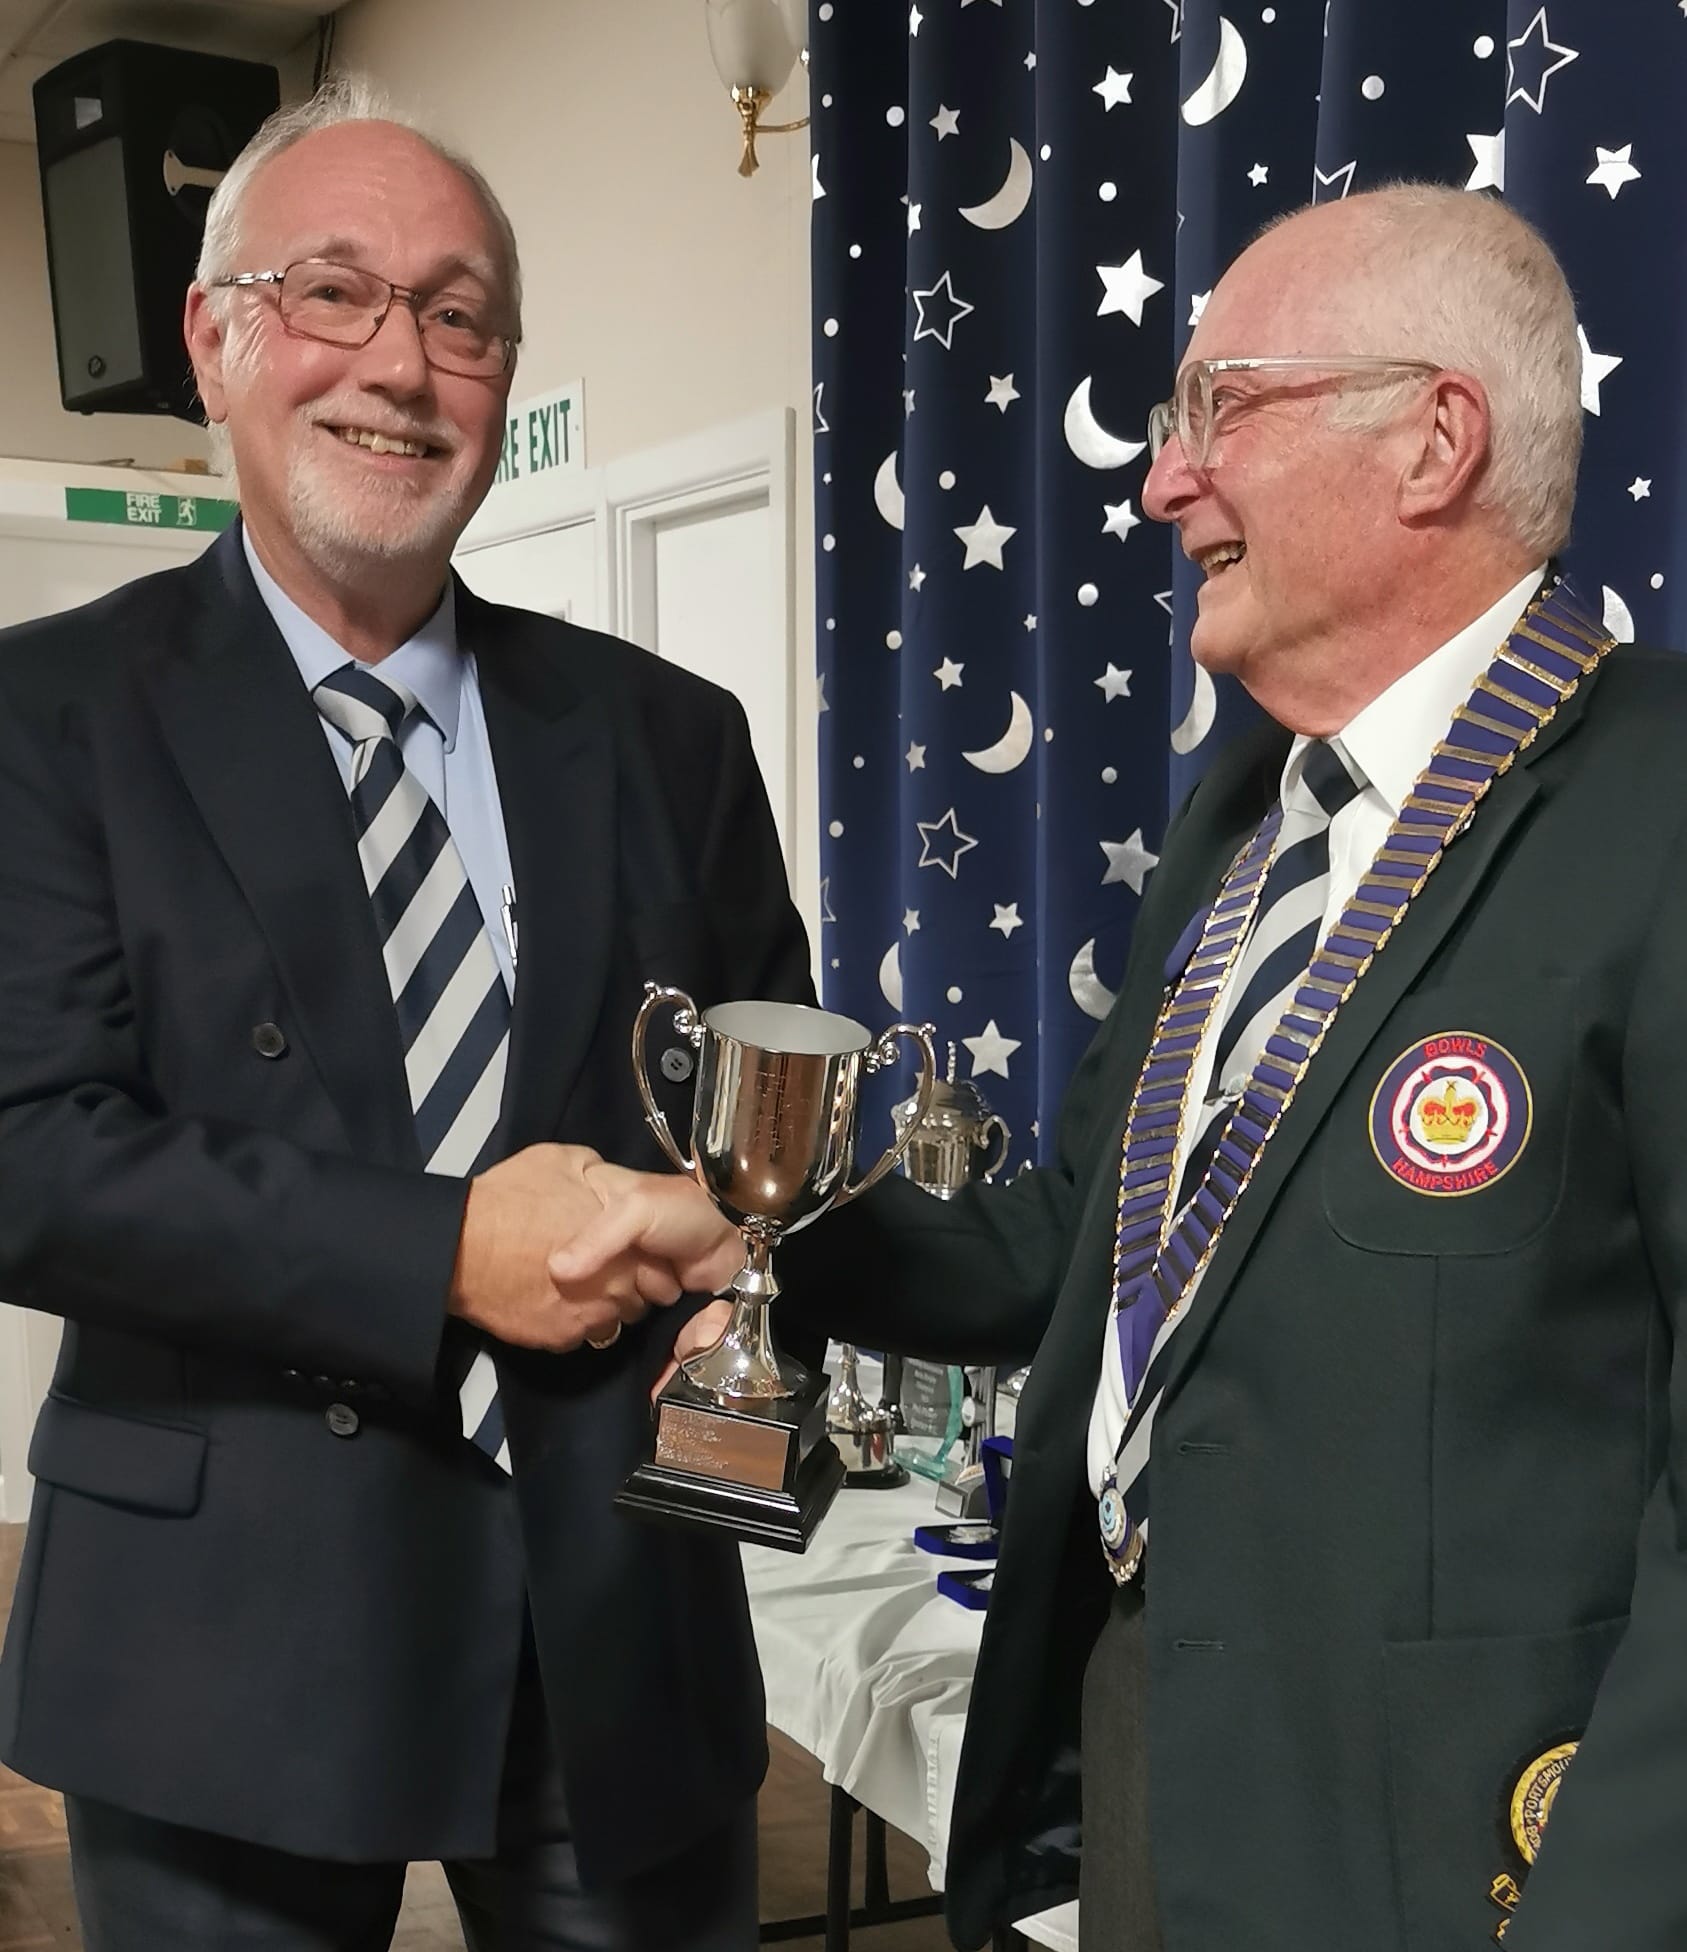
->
[[784, 642, 1687, 1952]]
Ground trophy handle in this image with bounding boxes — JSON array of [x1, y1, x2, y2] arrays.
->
[[981, 1113, 1012, 1182], [632, 983, 704, 1180], [836, 1020, 938, 1206]]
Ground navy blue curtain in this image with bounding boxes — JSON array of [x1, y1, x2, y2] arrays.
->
[[810, 0, 1682, 1165]]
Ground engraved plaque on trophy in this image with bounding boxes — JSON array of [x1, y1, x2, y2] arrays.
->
[[619, 986, 936, 1552]]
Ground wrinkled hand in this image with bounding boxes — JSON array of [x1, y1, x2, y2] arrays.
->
[[547, 1164, 744, 1394], [449, 1143, 681, 1354]]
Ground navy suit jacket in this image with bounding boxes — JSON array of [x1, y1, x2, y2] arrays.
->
[[0, 526, 814, 1877]]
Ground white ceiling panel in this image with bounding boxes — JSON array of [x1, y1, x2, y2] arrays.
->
[[0, 0, 343, 146]]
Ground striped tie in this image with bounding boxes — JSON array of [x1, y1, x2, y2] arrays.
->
[[1111, 741, 1364, 1546], [314, 665, 512, 1474], [1172, 740, 1363, 1210]]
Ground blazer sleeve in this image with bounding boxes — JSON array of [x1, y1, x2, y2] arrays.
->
[[0, 659, 465, 1406], [774, 918, 1177, 1368], [1506, 830, 1687, 1948], [773, 770, 1211, 1367]]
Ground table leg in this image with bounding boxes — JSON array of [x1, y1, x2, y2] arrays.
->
[[827, 1784, 857, 1952], [863, 1810, 889, 1910]]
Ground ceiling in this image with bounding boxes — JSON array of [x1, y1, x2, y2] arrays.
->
[[0, 0, 337, 144]]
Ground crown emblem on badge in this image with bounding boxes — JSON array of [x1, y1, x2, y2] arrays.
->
[[1416, 1080, 1480, 1143]]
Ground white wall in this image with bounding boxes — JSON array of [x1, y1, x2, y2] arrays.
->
[[330, 0, 819, 922], [0, 141, 212, 470]]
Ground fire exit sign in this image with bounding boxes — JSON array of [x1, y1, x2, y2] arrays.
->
[[64, 488, 237, 532], [492, 380, 585, 488]]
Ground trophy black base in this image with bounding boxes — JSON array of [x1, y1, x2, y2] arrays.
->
[[845, 1461, 909, 1489], [616, 1369, 846, 1553]]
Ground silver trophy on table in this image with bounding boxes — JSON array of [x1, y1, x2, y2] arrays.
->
[[621, 985, 936, 1551], [879, 1049, 1012, 1516], [826, 1343, 905, 1488]]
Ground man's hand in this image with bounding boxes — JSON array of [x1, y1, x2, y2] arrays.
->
[[548, 1165, 743, 1398], [650, 1298, 734, 1401], [547, 1162, 743, 1308], [449, 1143, 682, 1353]]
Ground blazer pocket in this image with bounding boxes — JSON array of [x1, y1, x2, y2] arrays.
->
[[28, 1391, 207, 1516], [1383, 1614, 1626, 1951], [1323, 980, 1574, 1256]]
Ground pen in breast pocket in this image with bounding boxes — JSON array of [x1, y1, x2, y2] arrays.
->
[[499, 884, 519, 967]]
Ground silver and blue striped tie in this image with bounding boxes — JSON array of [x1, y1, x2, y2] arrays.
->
[[1207, 739, 1364, 1103], [314, 664, 512, 1474], [1115, 740, 1365, 1542]]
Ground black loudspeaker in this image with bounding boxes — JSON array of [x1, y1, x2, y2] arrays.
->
[[33, 39, 280, 420]]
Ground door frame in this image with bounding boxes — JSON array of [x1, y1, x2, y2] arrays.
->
[[456, 406, 800, 856]]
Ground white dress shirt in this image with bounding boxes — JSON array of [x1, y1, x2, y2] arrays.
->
[[1086, 564, 1548, 1496]]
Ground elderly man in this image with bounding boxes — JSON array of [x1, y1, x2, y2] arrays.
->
[[561, 184, 1687, 1950], [0, 79, 810, 1952]]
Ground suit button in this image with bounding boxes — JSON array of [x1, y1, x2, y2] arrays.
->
[[660, 1046, 694, 1083], [252, 1021, 288, 1059], [326, 1403, 360, 1438]]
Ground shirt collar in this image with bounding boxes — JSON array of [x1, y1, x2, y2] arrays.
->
[[1280, 564, 1548, 817], [241, 525, 464, 749]]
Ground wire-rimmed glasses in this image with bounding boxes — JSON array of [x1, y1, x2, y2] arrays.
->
[[1147, 356, 1441, 469], [209, 260, 516, 379]]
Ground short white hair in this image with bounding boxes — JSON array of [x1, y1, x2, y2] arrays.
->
[[197, 73, 522, 324], [194, 76, 522, 478], [1264, 184, 1582, 558]]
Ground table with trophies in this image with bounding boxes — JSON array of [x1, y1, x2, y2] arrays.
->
[[629, 987, 1075, 1952]]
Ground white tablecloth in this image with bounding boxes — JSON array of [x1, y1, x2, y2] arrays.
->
[[740, 1355, 1079, 1948], [743, 1470, 982, 1884]]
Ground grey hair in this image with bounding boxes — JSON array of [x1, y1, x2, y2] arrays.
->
[[196, 73, 524, 338], [1262, 183, 1582, 558]]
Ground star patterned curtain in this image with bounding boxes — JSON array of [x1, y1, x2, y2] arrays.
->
[[808, 0, 1683, 1169]]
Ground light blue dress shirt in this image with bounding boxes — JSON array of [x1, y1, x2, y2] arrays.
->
[[242, 529, 517, 997]]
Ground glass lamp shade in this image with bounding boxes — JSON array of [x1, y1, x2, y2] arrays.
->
[[705, 0, 804, 97]]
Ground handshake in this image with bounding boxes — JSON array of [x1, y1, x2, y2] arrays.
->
[[446, 1142, 741, 1364]]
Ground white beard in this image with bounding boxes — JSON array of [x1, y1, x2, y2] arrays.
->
[[284, 434, 479, 579]]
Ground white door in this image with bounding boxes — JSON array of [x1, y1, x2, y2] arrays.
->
[[0, 525, 212, 630], [453, 517, 600, 629], [454, 410, 803, 880], [634, 492, 787, 867]]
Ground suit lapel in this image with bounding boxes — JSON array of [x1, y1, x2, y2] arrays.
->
[[1154, 673, 1600, 1410], [459, 584, 617, 1150], [139, 528, 416, 1164]]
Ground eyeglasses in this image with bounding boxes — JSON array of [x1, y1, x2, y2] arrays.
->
[[1147, 357, 1441, 469], [210, 260, 515, 379]]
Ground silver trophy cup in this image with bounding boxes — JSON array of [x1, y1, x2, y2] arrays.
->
[[620, 985, 936, 1550]]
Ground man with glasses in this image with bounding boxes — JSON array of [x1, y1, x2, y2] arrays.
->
[[0, 78, 810, 1952], [560, 183, 1685, 1950]]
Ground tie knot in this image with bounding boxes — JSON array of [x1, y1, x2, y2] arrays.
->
[[1299, 740, 1362, 822], [313, 664, 420, 746]]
